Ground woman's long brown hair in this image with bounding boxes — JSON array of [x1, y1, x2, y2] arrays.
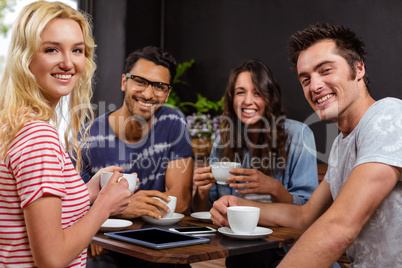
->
[[218, 59, 288, 176]]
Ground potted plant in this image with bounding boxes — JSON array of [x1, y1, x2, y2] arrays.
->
[[185, 99, 223, 159], [165, 59, 223, 159]]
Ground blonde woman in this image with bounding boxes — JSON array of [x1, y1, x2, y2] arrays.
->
[[0, 1, 131, 267]]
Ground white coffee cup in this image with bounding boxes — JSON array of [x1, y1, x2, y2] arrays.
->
[[100, 171, 137, 193], [210, 162, 241, 184], [153, 196, 177, 218], [227, 206, 260, 234]]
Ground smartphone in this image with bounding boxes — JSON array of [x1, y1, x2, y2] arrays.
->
[[169, 226, 216, 236]]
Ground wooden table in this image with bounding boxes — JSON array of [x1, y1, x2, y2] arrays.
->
[[91, 216, 303, 266]]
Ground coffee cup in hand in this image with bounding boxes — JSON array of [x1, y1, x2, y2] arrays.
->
[[153, 196, 177, 218], [227, 206, 260, 234], [211, 162, 241, 185], [100, 171, 137, 193]]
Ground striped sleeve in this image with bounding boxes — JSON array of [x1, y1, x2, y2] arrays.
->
[[0, 120, 89, 266], [5, 121, 67, 208]]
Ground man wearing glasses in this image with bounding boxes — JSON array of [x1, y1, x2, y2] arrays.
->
[[78, 46, 193, 267]]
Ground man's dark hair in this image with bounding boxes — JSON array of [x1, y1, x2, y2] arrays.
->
[[288, 22, 370, 90], [124, 46, 177, 84]]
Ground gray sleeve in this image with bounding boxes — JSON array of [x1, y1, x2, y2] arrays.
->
[[355, 98, 402, 170]]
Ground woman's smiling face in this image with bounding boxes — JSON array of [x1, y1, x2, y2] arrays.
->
[[233, 71, 266, 128], [29, 18, 85, 107]]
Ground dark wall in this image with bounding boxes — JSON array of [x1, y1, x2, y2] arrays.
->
[[94, 0, 402, 163], [91, 0, 126, 116], [125, 0, 162, 54]]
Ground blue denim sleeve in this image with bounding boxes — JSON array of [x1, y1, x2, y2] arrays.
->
[[283, 120, 319, 205], [208, 136, 220, 207]]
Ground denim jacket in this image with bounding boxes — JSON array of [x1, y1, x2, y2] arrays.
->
[[209, 119, 318, 206]]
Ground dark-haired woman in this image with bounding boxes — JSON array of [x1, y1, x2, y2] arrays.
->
[[192, 59, 320, 268]]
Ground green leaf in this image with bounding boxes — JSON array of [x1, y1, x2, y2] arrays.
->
[[173, 59, 195, 85], [168, 59, 224, 115]]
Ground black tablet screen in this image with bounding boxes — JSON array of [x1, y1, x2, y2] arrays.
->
[[173, 226, 212, 232], [116, 229, 198, 244]]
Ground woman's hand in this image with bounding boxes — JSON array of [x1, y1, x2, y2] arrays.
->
[[94, 171, 132, 216], [227, 168, 293, 203], [191, 166, 216, 212], [227, 168, 275, 194], [193, 166, 216, 193], [86, 166, 123, 203]]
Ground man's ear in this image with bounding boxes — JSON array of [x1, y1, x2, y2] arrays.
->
[[163, 88, 172, 103], [121, 74, 127, 92], [355, 61, 365, 81]]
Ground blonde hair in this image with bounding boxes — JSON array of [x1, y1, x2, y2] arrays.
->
[[0, 1, 95, 173]]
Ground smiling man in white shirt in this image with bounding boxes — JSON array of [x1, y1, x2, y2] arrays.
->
[[211, 23, 402, 267]]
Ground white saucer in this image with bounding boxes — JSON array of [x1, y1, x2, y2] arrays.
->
[[99, 219, 133, 232], [141, 213, 184, 226], [218, 226, 273, 240], [190, 211, 211, 221]]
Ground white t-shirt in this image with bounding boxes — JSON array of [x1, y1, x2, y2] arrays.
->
[[325, 97, 402, 267]]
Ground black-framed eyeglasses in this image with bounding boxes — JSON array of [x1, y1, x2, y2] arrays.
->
[[125, 73, 171, 97]]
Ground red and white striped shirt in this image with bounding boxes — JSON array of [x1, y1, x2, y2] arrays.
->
[[0, 120, 90, 267]]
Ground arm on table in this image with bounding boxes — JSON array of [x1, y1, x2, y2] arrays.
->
[[115, 158, 193, 219], [210, 178, 332, 230], [117, 189, 174, 219], [278, 162, 401, 268]]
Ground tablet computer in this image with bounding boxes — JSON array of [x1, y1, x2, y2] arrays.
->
[[169, 226, 216, 236], [104, 227, 210, 250]]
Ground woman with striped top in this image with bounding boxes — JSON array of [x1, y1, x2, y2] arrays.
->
[[0, 1, 131, 267]]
